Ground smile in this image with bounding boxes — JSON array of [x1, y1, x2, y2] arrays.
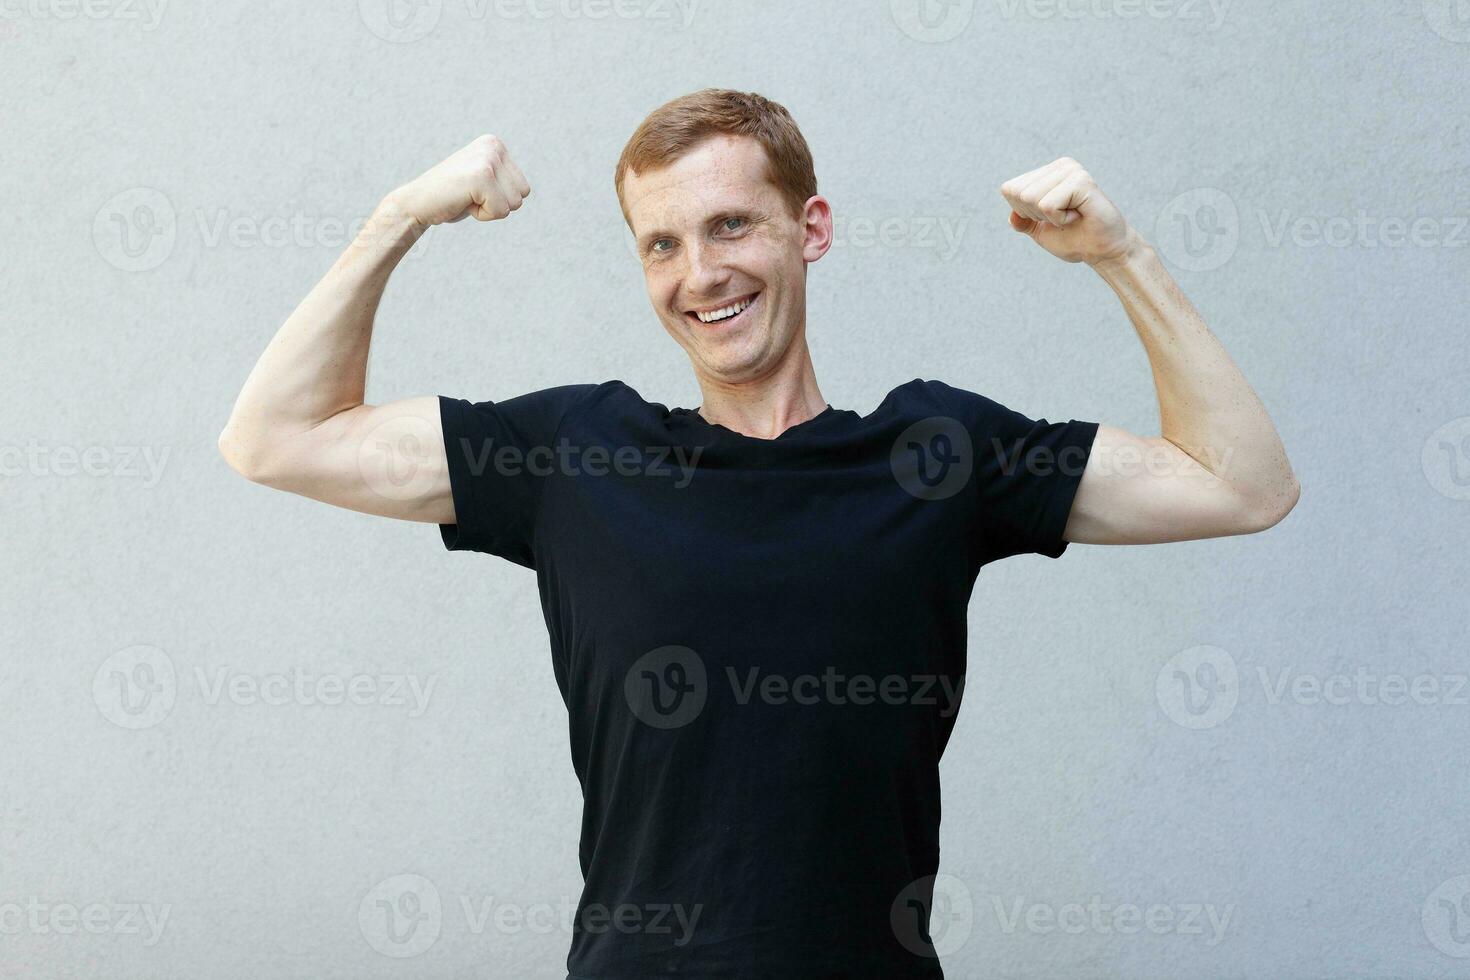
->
[[685, 292, 759, 327]]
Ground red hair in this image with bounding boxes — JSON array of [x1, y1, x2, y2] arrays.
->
[[614, 88, 818, 228]]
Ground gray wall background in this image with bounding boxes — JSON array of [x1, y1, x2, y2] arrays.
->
[[3, 0, 1468, 977]]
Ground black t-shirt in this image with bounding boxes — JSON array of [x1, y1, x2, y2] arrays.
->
[[437, 379, 1099, 979]]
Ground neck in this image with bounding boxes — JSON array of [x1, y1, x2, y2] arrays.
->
[[692, 340, 827, 440]]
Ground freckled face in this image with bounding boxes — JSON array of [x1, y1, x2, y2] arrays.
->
[[623, 135, 826, 385]]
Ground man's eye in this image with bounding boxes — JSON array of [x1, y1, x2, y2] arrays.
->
[[722, 217, 745, 232], [651, 239, 673, 253]]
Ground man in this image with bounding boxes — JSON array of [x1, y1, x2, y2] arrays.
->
[[219, 89, 1297, 978]]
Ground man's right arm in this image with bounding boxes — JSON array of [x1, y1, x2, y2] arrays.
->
[[216, 135, 531, 524]]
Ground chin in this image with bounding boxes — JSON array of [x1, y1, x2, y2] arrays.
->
[[695, 345, 775, 383]]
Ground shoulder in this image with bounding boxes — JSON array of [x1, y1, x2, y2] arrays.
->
[[440, 382, 612, 440], [526, 380, 685, 439], [880, 378, 1004, 421], [473, 381, 619, 415]]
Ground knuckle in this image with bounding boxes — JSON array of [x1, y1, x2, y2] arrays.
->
[[473, 135, 505, 162]]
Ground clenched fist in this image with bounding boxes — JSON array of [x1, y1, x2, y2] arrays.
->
[[999, 157, 1138, 265], [389, 134, 531, 228]]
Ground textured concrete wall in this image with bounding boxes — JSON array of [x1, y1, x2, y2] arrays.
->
[[3, 1, 1467, 976]]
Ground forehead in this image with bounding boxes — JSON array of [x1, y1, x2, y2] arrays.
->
[[623, 135, 782, 233]]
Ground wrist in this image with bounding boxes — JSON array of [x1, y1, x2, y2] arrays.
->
[[1087, 226, 1153, 278], [364, 193, 429, 246], [376, 192, 429, 236]]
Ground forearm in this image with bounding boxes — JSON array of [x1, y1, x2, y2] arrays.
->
[[219, 196, 424, 468], [1091, 234, 1299, 519]]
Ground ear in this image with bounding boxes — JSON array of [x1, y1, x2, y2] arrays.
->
[[801, 195, 834, 263]]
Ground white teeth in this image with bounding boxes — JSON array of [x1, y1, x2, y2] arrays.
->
[[695, 295, 754, 323]]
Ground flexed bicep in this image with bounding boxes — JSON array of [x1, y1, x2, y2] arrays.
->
[[229, 396, 456, 524], [1062, 423, 1277, 545]]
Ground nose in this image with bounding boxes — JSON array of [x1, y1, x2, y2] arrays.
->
[[683, 239, 730, 303]]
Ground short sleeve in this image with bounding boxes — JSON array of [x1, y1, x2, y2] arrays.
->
[[963, 389, 1099, 563], [437, 384, 596, 567]]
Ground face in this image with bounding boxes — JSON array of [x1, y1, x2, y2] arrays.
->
[[622, 135, 831, 386]]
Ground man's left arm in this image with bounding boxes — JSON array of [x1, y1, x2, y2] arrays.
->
[[999, 157, 1300, 545]]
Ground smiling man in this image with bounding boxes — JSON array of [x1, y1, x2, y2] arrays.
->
[[219, 89, 1298, 978]]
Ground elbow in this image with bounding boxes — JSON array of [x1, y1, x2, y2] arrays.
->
[[217, 424, 273, 484], [1241, 472, 1301, 533]]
